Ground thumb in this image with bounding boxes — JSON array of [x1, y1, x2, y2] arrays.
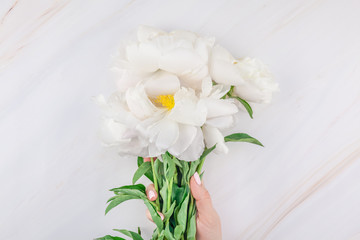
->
[[190, 172, 214, 216]]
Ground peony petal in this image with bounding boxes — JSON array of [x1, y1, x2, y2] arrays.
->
[[210, 45, 244, 85], [204, 98, 238, 118], [136, 113, 164, 136], [126, 42, 161, 72], [202, 125, 228, 154], [177, 127, 205, 161], [144, 71, 180, 98], [210, 59, 244, 85], [206, 115, 234, 129], [211, 44, 234, 61], [124, 138, 149, 156], [100, 117, 149, 156], [147, 118, 179, 150], [115, 70, 143, 92], [168, 88, 207, 126], [178, 65, 209, 90], [100, 118, 130, 145], [159, 48, 204, 75], [168, 124, 197, 156], [194, 37, 215, 62], [233, 58, 279, 104], [200, 76, 213, 98], [155, 119, 179, 150], [126, 85, 158, 120], [208, 84, 231, 99], [234, 83, 270, 103], [95, 93, 139, 127], [147, 142, 163, 157]]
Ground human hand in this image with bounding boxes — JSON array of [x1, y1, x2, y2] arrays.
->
[[144, 158, 222, 240]]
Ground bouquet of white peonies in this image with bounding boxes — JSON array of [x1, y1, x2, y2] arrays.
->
[[95, 26, 278, 240]]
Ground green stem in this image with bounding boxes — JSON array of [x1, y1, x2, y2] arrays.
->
[[188, 194, 195, 216], [167, 177, 173, 211], [151, 157, 160, 211], [165, 176, 173, 225], [197, 157, 206, 174]]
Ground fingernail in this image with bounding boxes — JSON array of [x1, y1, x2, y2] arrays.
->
[[159, 213, 164, 221], [148, 190, 155, 200], [194, 172, 201, 185]]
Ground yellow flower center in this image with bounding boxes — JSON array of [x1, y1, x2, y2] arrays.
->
[[154, 94, 175, 110]]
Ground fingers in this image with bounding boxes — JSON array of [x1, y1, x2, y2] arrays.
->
[[145, 183, 163, 223], [190, 172, 215, 218], [146, 184, 158, 201], [146, 209, 164, 222], [190, 172, 222, 239], [144, 157, 157, 162]]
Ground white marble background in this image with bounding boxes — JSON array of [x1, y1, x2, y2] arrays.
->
[[1, 0, 360, 239]]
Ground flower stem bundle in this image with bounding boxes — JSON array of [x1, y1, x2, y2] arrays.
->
[[98, 133, 262, 240]]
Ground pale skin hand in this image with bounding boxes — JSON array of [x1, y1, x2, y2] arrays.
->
[[144, 157, 222, 240]]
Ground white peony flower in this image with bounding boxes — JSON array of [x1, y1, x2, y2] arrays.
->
[[97, 26, 277, 161], [97, 77, 237, 160], [113, 25, 215, 92], [210, 45, 279, 103]]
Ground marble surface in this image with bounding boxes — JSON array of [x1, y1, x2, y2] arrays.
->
[[1, 0, 360, 239]]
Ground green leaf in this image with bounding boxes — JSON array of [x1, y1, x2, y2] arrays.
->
[[228, 85, 235, 95], [186, 213, 196, 240], [172, 156, 182, 167], [164, 224, 176, 240], [169, 217, 177, 233], [158, 230, 165, 240], [95, 235, 126, 240], [110, 184, 146, 194], [137, 227, 141, 235], [200, 145, 216, 160], [105, 195, 139, 214], [177, 193, 190, 227], [154, 159, 164, 189], [172, 185, 186, 205], [132, 161, 152, 184], [137, 156, 144, 166], [144, 200, 163, 231], [110, 185, 146, 199], [151, 228, 159, 240], [231, 96, 253, 118], [113, 229, 144, 240], [137, 157, 154, 182], [187, 160, 200, 181], [187, 196, 195, 217], [165, 155, 176, 180], [159, 182, 168, 213], [180, 161, 189, 186], [224, 133, 263, 146], [106, 195, 117, 203], [173, 168, 179, 185], [174, 225, 185, 240], [164, 201, 176, 221], [115, 189, 145, 199]]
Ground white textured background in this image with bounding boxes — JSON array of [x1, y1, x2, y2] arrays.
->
[[1, 0, 360, 239]]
